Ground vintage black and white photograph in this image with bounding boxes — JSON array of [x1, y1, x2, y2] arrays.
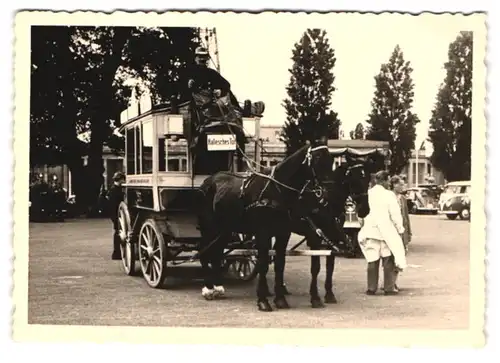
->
[[13, 11, 486, 345]]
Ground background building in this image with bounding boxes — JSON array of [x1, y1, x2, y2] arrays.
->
[[401, 149, 446, 186]]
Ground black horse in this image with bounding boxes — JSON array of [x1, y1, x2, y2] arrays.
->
[[273, 160, 371, 307], [196, 140, 335, 312]]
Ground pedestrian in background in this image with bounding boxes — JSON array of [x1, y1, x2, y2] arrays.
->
[[108, 171, 125, 260], [389, 175, 412, 292], [357, 170, 407, 295], [390, 175, 412, 252]]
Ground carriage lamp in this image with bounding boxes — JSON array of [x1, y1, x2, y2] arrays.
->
[[243, 100, 252, 117], [345, 204, 355, 213], [242, 118, 256, 138]]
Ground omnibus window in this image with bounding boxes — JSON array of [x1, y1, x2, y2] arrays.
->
[[126, 128, 136, 175], [159, 136, 188, 172], [135, 126, 141, 174], [141, 121, 153, 174]]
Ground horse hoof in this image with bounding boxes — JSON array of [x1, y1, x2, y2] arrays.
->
[[213, 285, 225, 299], [311, 299, 325, 309], [324, 294, 338, 304], [257, 300, 273, 312], [202, 287, 215, 301], [274, 297, 290, 309]]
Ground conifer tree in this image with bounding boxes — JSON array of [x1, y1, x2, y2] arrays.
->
[[349, 123, 365, 140], [428, 31, 472, 181], [365, 45, 420, 174], [281, 29, 341, 155]]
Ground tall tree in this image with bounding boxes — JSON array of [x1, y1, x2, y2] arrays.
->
[[349, 122, 365, 140], [428, 31, 472, 181], [30, 26, 91, 204], [280, 29, 341, 155], [30, 26, 199, 210], [365, 45, 420, 174]]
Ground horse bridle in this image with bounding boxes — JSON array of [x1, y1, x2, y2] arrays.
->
[[342, 163, 368, 202], [297, 145, 331, 207]]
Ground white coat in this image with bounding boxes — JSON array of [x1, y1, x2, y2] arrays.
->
[[358, 184, 407, 270]]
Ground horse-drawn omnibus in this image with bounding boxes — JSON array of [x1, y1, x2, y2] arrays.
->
[[114, 94, 345, 291], [114, 95, 267, 287]]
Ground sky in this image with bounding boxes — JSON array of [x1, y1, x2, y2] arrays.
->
[[212, 14, 473, 150]]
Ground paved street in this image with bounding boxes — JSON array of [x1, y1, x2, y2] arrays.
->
[[28, 214, 470, 329]]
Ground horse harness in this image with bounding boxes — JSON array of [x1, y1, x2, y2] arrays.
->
[[239, 145, 330, 213], [341, 163, 369, 201]]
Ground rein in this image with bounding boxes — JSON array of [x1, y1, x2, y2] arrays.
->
[[225, 121, 328, 195]]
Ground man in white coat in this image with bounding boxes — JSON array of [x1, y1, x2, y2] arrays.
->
[[358, 170, 407, 295]]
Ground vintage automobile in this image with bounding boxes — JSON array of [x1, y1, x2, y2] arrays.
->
[[438, 180, 471, 220], [404, 187, 439, 214], [29, 180, 68, 222], [417, 183, 444, 200]]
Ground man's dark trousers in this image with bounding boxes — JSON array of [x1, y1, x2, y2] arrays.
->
[[111, 218, 121, 260], [367, 255, 397, 293]]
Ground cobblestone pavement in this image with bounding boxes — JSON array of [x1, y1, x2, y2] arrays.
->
[[28, 214, 470, 329]]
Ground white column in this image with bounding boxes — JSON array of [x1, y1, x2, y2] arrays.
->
[[68, 168, 72, 196], [408, 159, 413, 187], [415, 149, 419, 187]]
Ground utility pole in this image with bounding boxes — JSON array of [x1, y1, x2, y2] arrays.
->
[[415, 145, 419, 187], [198, 27, 221, 72]]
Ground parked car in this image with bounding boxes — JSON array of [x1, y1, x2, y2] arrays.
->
[[404, 187, 439, 214], [29, 181, 68, 222], [417, 183, 444, 199], [438, 180, 471, 220]]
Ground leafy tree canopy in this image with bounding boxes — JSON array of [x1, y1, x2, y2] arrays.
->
[[30, 26, 199, 205]]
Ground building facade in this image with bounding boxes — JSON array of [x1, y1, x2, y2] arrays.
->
[[82, 145, 125, 189], [400, 149, 446, 186], [30, 164, 71, 191], [31, 146, 125, 196], [257, 124, 286, 167]]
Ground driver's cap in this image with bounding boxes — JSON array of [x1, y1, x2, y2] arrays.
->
[[195, 46, 209, 56]]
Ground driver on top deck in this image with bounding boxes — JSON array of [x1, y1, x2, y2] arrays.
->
[[184, 46, 245, 175], [186, 46, 242, 113]]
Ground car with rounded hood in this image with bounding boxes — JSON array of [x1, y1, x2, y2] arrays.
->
[[438, 180, 471, 220], [404, 187, 439, 214]]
